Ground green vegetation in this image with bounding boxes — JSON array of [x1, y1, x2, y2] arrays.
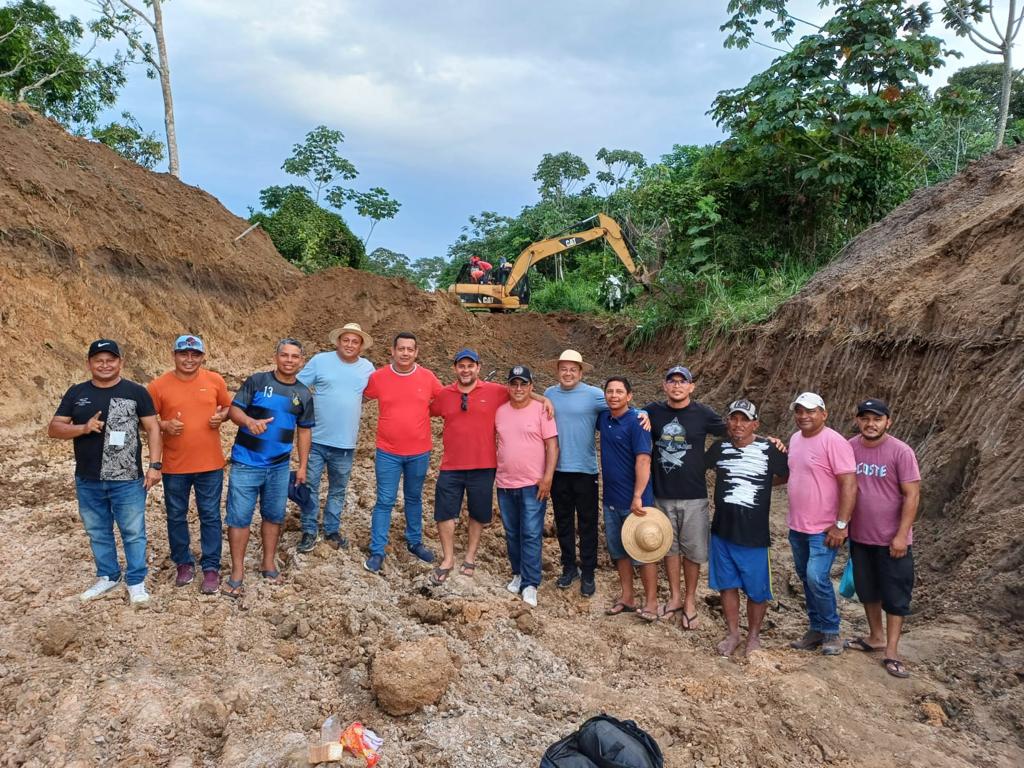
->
[[430, 2, 1016, 348]]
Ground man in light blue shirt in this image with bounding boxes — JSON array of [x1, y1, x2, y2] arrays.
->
[[296, 323, 375, 552]]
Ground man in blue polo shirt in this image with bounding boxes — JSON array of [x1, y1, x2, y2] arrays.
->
[[295, 322, 375, 553], [599, 376, 658, 620], [223, 339, 315, 597]]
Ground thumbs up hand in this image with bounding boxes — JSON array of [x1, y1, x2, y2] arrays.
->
[[164, 411, 185, 436], [209, 405, 230, 430]]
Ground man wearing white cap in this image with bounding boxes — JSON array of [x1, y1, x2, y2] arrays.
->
[[147, 335, 232, 594], [786, 392, 857, 656], [296, 323, 375, 553], [705, 399, 789, 656]]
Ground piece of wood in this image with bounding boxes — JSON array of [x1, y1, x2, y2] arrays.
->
[[232, 222, 261, 245], [307, 742, 345, 763]]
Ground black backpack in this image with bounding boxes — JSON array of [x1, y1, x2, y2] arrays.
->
[[540, 714, 664, 768]]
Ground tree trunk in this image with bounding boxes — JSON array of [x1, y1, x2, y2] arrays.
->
[[996, 0, 1017, 149], [152, 0, 180, 177]]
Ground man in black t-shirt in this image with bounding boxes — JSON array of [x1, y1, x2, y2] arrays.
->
[[705, 399, 788, 657], [644, 365, 726, 629], [48, 340, 163, 605]]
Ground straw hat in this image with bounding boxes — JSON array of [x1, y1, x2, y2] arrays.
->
[[621, 506, 674, 563], [328, 323, 373, 351], [547, 348, 594, 374]]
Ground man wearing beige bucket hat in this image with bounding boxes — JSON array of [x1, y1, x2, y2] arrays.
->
[[598, 376, 660, 620], [295, 323, 375, 552]]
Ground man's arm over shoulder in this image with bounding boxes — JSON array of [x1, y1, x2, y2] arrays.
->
[[705, 403, 727, 437]]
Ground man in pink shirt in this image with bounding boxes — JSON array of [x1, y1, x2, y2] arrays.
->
[[494, 365, 558, 607], [845, 399, 920, 678], [786, 392, 857, 656], [362, 332, 442, 573]]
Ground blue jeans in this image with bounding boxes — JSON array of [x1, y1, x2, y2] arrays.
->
[[163, 469, 224, 571], [75, 477, 148, 586], [369, 449, 430, 556], [225, 462, 289, 527], [303, 443, 355, 535], [497, 486, 546, 589], [788, 530, 840, 634]]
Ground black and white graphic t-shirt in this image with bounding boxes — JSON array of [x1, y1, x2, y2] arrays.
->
[[644, 401, 726, 500], [705, 437, 789, 548], [55, 379, 156, 481]]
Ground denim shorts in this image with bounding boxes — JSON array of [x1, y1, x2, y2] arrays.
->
[[604, 504, 637, 562], [225, 461, 289, 527], [434, 469, 496, 523]]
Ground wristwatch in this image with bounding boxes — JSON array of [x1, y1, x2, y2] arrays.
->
[[834, 519, 848, 530], [149, 462, 163, 471]]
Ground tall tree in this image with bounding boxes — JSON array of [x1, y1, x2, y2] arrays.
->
[[942, 1, 1024, 147], [96, 0, 179, 176], [1, 0, 128, 126]]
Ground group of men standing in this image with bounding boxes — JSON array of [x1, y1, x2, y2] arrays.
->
[[49, 329, 921, 677]]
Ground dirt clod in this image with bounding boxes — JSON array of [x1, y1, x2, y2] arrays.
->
[[371, 637, 456, 715]]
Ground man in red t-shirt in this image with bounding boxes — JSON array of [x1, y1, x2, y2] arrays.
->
[[846, 399, 921, 679], [362, 332, 442, 573]]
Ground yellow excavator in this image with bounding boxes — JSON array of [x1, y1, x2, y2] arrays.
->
[[448, 213, 647, 311]]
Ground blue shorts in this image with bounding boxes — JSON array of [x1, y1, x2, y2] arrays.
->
[[225, 461, 289, 528], [709, 534, 773, 604], [434, 469, 496, 523], [604, 504, 641, 563]]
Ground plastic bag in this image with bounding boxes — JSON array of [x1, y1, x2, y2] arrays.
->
[[839, 558, 858, 601], [341, 722, 383, 767]]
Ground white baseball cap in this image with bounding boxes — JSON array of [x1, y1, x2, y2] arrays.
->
[[790, 392, 826, 411]]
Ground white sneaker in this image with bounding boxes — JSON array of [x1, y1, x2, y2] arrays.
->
[[79, 576, 121, 602], [506, 575, 522, 594], [127, 583, 150, 605], [522, 586, 538, 607]]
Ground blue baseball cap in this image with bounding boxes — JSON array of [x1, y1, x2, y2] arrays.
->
[[665, 365, 693, 382], [453, 348, 480, 363], [174, 334, 205, 354]]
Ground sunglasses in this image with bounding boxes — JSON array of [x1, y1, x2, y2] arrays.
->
[[460, 392, 469, 411]]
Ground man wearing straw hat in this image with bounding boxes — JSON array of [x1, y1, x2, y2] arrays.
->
[[705, 399, 789, 656], [545, 350, 648, 597], [598, 376, 661, 620], [295, 323, 375, 553]]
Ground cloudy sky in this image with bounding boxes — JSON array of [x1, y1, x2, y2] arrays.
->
[[49, 1, 992, 262]]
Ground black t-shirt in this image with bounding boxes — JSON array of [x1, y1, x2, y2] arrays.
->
[[644, 400, 726, 500], [55, 379, 156, 481], [705, 436, 789, 548]]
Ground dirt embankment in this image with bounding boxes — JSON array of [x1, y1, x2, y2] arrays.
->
[[0, 101, 1022, 768]]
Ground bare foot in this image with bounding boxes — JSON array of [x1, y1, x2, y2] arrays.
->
[[745, 634, 762, 655], [717, 634, 742, 657]]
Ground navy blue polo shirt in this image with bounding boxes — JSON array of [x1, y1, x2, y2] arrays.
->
[[598, 409, 655, 508]]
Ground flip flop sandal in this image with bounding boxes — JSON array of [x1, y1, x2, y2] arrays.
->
[[680, 612, 700, 630], [604, 601, 637, 616], [260, 570, 283, 585], [429, 567, 452, 586], [883, 658, 910, 678], [459, 561, 477, 577], [845, 637, 884, 652], [638, 609, 660, 622], [658, 606, 683, 622], [220, 577, 244, 599]]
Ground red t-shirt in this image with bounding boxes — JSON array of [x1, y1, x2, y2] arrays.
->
[[430, 381, 509, 470], [364, 364, 442, 456]]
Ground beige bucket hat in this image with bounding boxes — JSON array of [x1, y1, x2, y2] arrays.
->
[[328, 323, 373, 351], [548, 348, 594, 374], [621, 506, 674, 563]]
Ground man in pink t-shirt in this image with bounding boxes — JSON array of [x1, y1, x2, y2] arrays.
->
[[846, 399, 921, 679], [785, 392, 857, 656], [495, 365, 558, 607], [361, 332, 442, 573]]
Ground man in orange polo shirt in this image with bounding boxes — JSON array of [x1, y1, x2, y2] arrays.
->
[[147, 335, 232, 594], [362, 332, 443, 573]]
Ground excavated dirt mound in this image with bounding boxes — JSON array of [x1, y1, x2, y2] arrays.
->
[[0, 101, 1022, 767]]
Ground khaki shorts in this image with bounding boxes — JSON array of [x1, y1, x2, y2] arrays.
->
[[657, 497, 710, 563]]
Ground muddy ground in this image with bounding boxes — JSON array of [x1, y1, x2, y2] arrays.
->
[[0, 102, 1022, 767]]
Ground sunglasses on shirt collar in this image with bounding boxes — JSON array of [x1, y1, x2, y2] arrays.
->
[[460, 392, 469, 411]]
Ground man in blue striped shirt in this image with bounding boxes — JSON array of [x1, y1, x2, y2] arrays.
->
[[222, 339, 315, 597]]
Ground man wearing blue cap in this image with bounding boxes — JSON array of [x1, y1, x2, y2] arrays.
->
[[428, 348, 541, 584], [147, 335, 232, 594], [643, 365, 726, 629]]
